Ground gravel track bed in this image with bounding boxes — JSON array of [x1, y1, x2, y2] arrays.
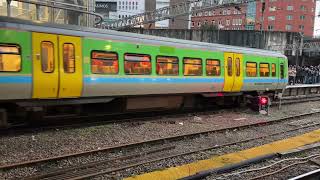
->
[[1, 101, 320, 179], [2, 114, 320, 179], [209, 147, 320, 180], [94, 118, 320, 179]]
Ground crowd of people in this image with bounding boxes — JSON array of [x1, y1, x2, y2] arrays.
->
[[288, 65, 320, 85]]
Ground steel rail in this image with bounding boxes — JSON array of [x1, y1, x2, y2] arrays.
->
[[2, 110, 320, 175], [249, 159, 318, 180], [22, 120, 320, 179]]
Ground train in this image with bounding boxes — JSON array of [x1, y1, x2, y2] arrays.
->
[[0, 16, 288, 127]]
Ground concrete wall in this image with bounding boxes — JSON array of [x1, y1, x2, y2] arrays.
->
[[127, 28, 299, 56]]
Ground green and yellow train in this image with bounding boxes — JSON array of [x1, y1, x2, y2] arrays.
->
[[0, 17, 288, 126]]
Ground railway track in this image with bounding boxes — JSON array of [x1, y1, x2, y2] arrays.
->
[[3, 94, 320, 137], [2, 111, 320, 179]]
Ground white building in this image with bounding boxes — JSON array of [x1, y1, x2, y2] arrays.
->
[[314, 1, 320, 37], [117, 0, 145, 19], [155, 0, 169, 28]]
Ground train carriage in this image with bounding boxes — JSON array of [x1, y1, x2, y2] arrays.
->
[[0, 17, 288, 127]]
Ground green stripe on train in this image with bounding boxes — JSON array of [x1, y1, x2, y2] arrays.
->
[[0, 29, 32, 74]]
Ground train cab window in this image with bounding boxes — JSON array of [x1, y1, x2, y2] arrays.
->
[[280, 64, 284, 79], [124, 53, 151, 75], [272, 63, 276, 77], [156, 56, 179, 76], [63, 43, 75, 73], [41, 42, 54, 73], [0, 45, 21, 72], [227, 57, 232, 76], [91, 51, 118, 74], [183, 58, 202, 76], [206, 59, 220, 76], [235, 58, 240, 76], [259, 63, 270, 77], [246, 62, 257, 77]]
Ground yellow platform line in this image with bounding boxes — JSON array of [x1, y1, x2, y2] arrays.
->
[[125, 129, 320, 180]]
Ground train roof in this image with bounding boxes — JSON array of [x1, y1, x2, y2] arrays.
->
[[0, 16, 286, 59]]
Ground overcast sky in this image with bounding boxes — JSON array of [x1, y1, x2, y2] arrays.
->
[[314, 1, 320, 37]]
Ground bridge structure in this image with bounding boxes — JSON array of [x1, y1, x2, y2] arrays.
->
[[101, 0, 251, 30], [2, 0, 320, 54]]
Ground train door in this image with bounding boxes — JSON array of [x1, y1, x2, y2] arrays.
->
[[58, 35, 82, 98], [32, 33, 82, 99], [223, 53, 243, 92], [32, 33, 59, 98]]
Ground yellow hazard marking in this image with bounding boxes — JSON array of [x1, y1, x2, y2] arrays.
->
[[125, 129, 320, 180]]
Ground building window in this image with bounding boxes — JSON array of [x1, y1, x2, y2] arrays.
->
[[268, 25, 274, 30], [260, 63, 270, 77], [63, 43, 75, 73], [91, 51, 118, 74], [226, 19, 230, 26], [0, 44, 21, 72], [285, 24, 292, 30], [269, 6, 276, 12], [287, 5, 293, 11], [183, 58, 202, 76], [223, 10, 227, 15], [212, 20, 215, 25], [227, 9, 231, 15], [246, 62, 257, 77], [299, 25, 304, 30], [300, 15, 305, 20], [156, 56, 179, 76], [287, 15, 293, 20], [124, 54, 151, 75], [206, 59, 220, 76], [41, 41, 54, 73], [268, 16, 275, 21], [300, 5, 306, 11], [192, 21, 195, 27]]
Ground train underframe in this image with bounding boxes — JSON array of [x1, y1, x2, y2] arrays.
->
[[0, 91, 281, 128]]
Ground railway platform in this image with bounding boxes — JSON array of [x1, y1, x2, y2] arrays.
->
[[125, 129, 320, 180]]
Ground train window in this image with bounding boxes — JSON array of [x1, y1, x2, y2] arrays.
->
[[260, 63, 270, 77], [63, 43, 75, 73], [280, 64, 284, 79], [91, 51, 118, 74], [156, 56, 179, 76], [41, 41, 54, 73], [124, 53, 151, 75], [183, 58, 202, 76], [0, 45, 21, 72], [227, 57, 232, 76], [206, 59, 220, 76], [272, 63, 276, 77], [246, 62, 257, 77], [235, 58, 240, 76]]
